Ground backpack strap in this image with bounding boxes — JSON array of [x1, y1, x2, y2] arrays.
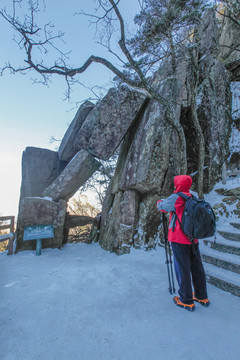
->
[[176, 192, 190, 201], [176, 192, 197, 254], [172, 211, 184, 233], [172, 192, 189, 231]]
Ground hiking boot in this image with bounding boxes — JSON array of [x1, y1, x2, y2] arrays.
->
[[193, 294, 210, 307], [173, 296, 195, 312]]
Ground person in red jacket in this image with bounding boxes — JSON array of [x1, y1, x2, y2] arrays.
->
[[157, 175, 210, 311]]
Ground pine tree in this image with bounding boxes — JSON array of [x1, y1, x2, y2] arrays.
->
[[129, 0, 209, 73]]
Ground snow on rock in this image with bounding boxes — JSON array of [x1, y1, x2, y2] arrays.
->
[[229, 82, 240, 158], [231, 82, 240, 120], [205, 174, 240, 230]]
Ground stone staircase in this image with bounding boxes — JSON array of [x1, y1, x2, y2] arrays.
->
[[200, 222, 240, 297]]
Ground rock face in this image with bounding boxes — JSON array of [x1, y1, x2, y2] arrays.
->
[[16, 197, 66, 251], [43, 150, 101, 202], [99, 189, 139, 254], [219, 7, 240, 81], [58, 101, 94, 161], [19, 147, 62, 201], [195, 10, 231, 191], [73, 86, 148, 160], [134, 193, 163, 249], [118, 95, 179, 194]]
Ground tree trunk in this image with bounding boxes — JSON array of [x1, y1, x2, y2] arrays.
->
[[191, 93, 205, 198], [169, 30, 176, 72], [188, 46, 205, 198]]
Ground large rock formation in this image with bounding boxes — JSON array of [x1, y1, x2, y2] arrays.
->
[[99, 9, 232, 254], [16, 149, 100, 251], [16, 8, 237, 254]]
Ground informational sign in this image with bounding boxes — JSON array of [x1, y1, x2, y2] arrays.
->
[[23, 225, 54, 241]]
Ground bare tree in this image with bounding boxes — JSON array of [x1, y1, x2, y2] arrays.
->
[[80, 154, 118, 207], [67, 194, 99, 243], [0, 0, 188, 174]]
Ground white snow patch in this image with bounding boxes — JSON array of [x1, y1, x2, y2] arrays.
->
[[199, 54, 207, 62], [120, 223, 133, 229], [26, 196, 53, 201], [228, 82, 240, 157]]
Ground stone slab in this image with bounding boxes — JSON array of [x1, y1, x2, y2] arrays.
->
[[19, 147, 61, 201], [58, 101, 94, 161], [73, 85, 147, 160], [43, 150, 101, 202]]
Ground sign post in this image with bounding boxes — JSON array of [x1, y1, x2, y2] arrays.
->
[[23, 225, 54, 256], [36, 239, 42, 256]]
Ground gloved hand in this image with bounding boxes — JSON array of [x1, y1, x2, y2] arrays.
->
[[156, 200, 167, 213]]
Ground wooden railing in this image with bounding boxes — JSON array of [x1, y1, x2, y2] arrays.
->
[[0, 216, 15, 255]]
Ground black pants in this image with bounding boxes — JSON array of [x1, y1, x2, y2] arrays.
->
[[171, 242, 208, 304]]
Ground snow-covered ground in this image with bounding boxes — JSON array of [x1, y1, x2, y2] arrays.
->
[[1, 241, 239, 360]]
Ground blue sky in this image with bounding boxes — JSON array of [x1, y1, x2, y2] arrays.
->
[[0, 0, 140, 216]]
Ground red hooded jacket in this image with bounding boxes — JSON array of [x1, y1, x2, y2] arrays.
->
[[157, 175, 198, 245]]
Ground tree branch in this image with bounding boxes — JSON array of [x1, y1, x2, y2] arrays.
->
[[0, 0, 188, 172], [108, 0, 146, 84], [216, 2, 240, 28]]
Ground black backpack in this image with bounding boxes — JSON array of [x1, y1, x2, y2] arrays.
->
[[175, 192, 216, 240]]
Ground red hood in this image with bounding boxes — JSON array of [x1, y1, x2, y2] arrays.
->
[[174, 175, 192, 193]]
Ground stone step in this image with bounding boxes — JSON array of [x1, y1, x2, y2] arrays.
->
[[200, 242, 240, 263], [204, 263, 240, 297], [230, 222, 240, 230], [212, 233, 240, 248], [202, 253, 240, 274], [217, 230, 240, 242], [203, 239, 240, 256]]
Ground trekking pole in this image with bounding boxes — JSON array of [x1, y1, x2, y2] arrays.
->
[[167, 236, 176, 294], [162, 213, 173, 294]]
